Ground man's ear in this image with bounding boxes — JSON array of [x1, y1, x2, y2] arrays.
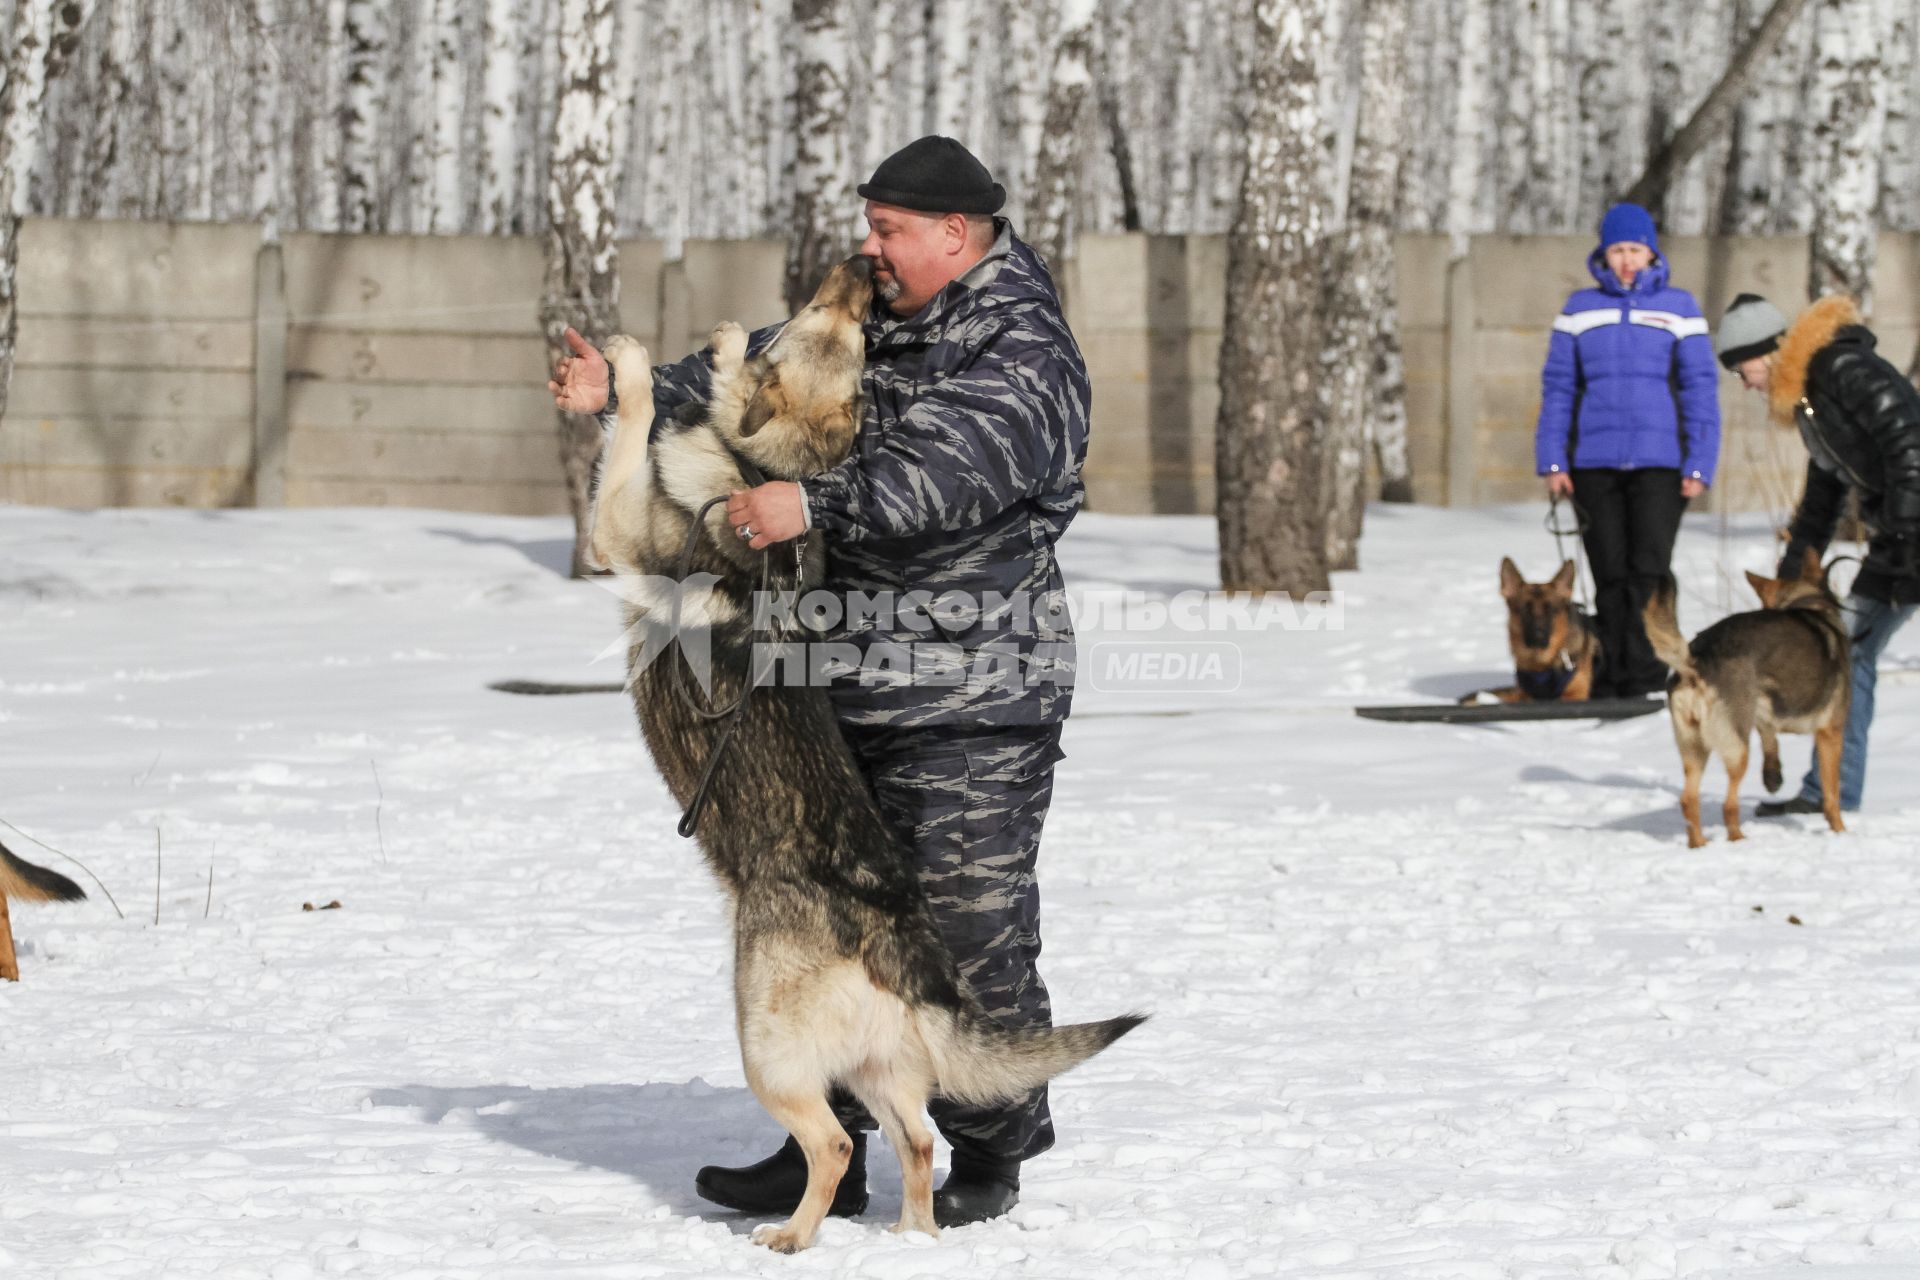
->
[[740, 372, 786, 437]]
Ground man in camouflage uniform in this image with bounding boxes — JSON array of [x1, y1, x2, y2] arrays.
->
[[548, 136, 1090, 1227]]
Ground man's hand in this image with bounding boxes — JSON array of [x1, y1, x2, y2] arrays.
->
[[1545, 472, 1574, 499], [548, 327, 610, 415], [1681, 477, 1708, 500], [726, 482, 807, 550]]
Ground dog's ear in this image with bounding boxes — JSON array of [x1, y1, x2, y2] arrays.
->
[[739, 372, 786, 437], [1746, 569, 1782, 608], [1800, 546, 1824, 583], [1499, 557, 1523, 598], [1548, 559, 1576, 597]]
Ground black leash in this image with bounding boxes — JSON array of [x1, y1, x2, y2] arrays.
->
[[666, 445, 803, 839], [1546, 492, 1595, 614]]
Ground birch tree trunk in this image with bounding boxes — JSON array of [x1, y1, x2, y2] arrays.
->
[[785, 0, 856, 313], [1216, 0, 1333, 595], [340, 0, 388, 231], [1, 0, 94, 423], [1445, 0, 1491, 248], [1354, 0, 1412, 505], [1322, 0, 1409, 570], [1806, 0, 1889, 307], [543, 0, 621, 578], [1576, 0, 1631, 220], [1026, 0, 1098, 276], [426, 0, 465, 234]]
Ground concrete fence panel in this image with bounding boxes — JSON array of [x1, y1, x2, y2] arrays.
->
[[5, 219, 259, 507], [6, 217, 1918, 523]]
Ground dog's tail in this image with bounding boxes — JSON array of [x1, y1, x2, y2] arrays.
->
[[1641, 575, 1693, 678], [0, 840, 87, 904], [921, 1003, 1147, 1106]]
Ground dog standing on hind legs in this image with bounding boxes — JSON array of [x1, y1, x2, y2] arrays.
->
[[1642, 551, 1850, 848], [586, 254, 1143, 1252], [1, 839, 87, 981]]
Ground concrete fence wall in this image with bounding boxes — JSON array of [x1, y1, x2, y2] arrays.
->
[[7, 216, 1919, 518]]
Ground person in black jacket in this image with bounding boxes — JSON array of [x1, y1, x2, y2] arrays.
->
[[1715, 292, 1920, 814]]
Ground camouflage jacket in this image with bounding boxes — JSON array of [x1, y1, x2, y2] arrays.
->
[[613, 223, 1090, 728]]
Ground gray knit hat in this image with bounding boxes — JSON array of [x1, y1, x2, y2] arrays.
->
[[1715, 293, 1789, 369]]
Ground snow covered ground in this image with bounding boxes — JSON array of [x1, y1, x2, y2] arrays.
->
[[4, 501, 1920, 1280]]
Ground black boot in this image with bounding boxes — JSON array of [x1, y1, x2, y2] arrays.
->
[[932, 1151, 1020, 1228], [695, 1133, 868, 1217], [1755, 797, 1824, 818]]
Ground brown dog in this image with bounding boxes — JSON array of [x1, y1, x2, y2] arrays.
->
[[1, 840, 86, 981], [1460, 558, 1601, 704], [1642, 550, 1850, 848]]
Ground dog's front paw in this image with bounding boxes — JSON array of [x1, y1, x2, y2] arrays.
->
[[750, 1222, 811, 1254], [601, 334, 651, 408], [708, 321, 749, 370]]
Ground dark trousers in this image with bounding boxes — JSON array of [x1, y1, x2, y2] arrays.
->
[[828, 721, 1064, 1165], [1571, 467, 1689, 696]]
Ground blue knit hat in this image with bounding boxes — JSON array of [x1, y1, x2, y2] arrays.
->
[[1598, 203, 1659, 254]]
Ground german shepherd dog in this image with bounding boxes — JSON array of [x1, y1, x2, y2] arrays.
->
[[1459, 558, 1601, 704], [1, 840, 86, 981], [1642, 549, 1850, 848], [587, 254, 1142, 1252]]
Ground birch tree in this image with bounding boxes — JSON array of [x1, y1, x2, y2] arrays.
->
[[1216, 0, 1333, 595], [1322, 0, 1409, 570], [340, 0, 388, 231], [1, 0, 95, 423], [542, 0, 621, 577], [1026, 0, 1098, 276], [785, 0, 856, 313], [1575, 0, 1632, 220], [1806, 0, 1889, 308]]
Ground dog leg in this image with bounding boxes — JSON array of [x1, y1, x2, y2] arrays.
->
[[1815, 724, 1848, 835], [1759, 727, 1782, 793], [851, 1067, 939, 1238], [708, 321, 749, 374], [1678, 743, 1708, 850], [744, 1088, 853, 1254], [1722, 745, 1749, 843], [0, 893, 18, 982]]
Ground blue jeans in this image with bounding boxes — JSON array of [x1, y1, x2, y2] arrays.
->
[[1797, 593, 1918, 811]]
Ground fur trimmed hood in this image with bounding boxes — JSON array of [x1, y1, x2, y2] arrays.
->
[[1770, 295, 1864, 422]]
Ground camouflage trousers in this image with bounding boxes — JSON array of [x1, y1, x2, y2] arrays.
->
[[831, 720, 1066, 1164]]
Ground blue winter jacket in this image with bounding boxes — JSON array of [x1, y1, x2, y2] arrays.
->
[[622, 222, 1090, 729], [1535, 251, 1721, 485]]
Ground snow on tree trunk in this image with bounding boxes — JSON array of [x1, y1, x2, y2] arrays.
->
[[340, 0, 388, 232], [1026, 0, 1098, 277], [785, 0, 856, 313], [1, 0, 93, 424], [1216, 0, 1333, 596], [542, 0, 621, 578], [1323, 0, 1410, 571], [1806, 0, 1889, 308]]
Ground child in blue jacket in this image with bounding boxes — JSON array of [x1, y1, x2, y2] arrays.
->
[[1535, 203, 1721, 697]]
